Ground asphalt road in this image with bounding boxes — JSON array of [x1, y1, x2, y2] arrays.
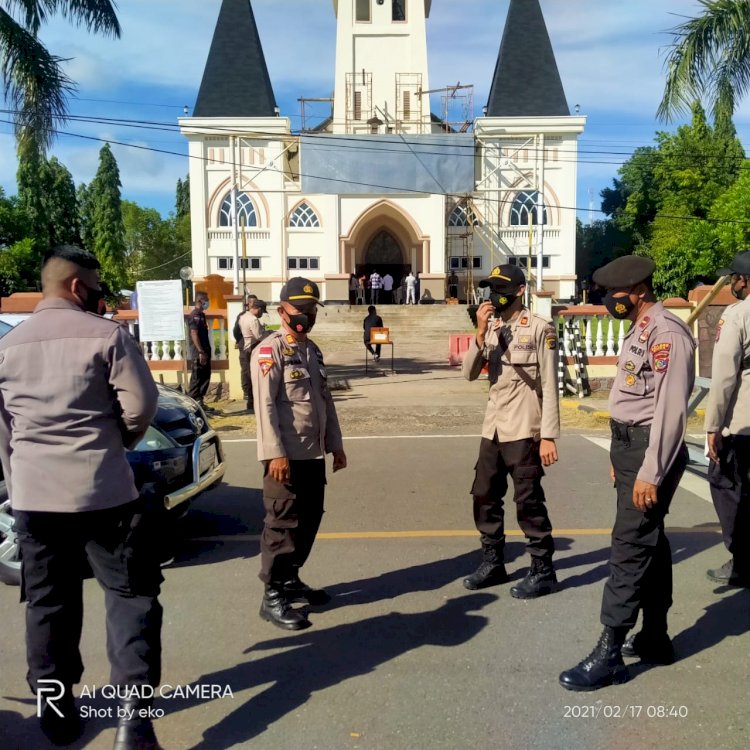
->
[[0, 431, 747, 750]]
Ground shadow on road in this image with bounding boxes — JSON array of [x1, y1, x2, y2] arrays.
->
[[167, 593, 497, 750]]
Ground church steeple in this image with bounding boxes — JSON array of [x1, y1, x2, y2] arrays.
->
[[193, 0, 277, 118], [486, 0, 569, 117]]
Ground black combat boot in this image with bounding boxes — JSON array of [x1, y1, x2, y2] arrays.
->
[[283, 575, 331, 606], [259, 585, 310, 630], [113, 697, 163, 750], [559, 626, 630, 691], [463, 545, 508, 590], [707, 558, 750, 587], [510, 557, 558, 599], [39, 686, 82, 746], [621, 609, 674, 664]]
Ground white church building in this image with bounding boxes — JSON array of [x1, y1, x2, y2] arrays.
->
[[179, 0, 586, 303]]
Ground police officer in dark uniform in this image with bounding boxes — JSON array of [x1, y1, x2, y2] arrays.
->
[[251, 277, 347, 630], [462, 265, 561, 598], [560, 256, 695, 691], [187, 291, 213, 412]]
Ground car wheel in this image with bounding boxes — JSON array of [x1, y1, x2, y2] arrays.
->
[[0, 499, 22, 586]]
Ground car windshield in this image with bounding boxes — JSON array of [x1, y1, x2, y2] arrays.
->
[[0, 320, 12, 338]]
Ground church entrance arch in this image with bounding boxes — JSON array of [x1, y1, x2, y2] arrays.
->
[[340, 200, 430, 302]]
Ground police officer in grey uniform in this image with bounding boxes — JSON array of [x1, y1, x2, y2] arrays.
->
[[0, 246, 163, 749], [560, 256, 695, 692], [251, 277, 347, 630], [704, 250, 750, 587], [462, 265, 561, 598]]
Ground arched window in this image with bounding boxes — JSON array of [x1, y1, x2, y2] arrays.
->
[[510, 191, 547, 226], [289, 201, 320, 228], [219, 192, 258, 227], [448, 202, 479, 227]]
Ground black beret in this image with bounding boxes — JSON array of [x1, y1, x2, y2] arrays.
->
[[717, 250, 750, 277], [279, 277, 324, 307], [478, 264, 526, 290], [592, 256, 656, 289]]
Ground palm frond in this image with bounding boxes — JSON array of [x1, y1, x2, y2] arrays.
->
[[0, 7, 73, 150], [4, 1, 120, 36], [658, 0, 750, 121]]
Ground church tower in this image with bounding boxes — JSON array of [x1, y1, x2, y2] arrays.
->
[[331, 0, 433, 134]]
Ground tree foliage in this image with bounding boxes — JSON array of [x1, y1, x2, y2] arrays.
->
[[89, 143, 128, 293]]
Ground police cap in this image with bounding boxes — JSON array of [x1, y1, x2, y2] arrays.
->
[[279, 277, 324, 309], [478, 264, 526, 291], [592, 256, 656, 290], [717, 250, 750, 277]]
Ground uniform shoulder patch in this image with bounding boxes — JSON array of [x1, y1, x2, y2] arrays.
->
[[257, 344, 275, 376], [716, 319, 725, 342], [650, 341, 671, 374], [544, 332, 557, 350]]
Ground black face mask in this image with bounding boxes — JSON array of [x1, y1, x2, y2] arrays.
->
[[490, 290, 518, 313], [79, 281, 105, 315], [731, 276, 747, 300], [603, 292, 635, 320], [286, 312, 315, 334]]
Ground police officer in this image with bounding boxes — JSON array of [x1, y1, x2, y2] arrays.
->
[[187, 291, 214, 413], [704, 251, 750, 587], [251, 277, 347, 630], [560, 256, 695, 692], [462, 265, 560, 598], [239, 298, 268, 412], [0, 246, 163, 749]]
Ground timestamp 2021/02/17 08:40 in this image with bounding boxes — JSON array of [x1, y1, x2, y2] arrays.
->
[[563, 705, 689, 719]]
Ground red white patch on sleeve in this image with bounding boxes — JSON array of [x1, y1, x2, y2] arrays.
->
[[258, 346, 273, 357]]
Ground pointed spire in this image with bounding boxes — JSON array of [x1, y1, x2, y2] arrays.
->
[[193, 0, 277, 118], [486, 0, 569, 117]]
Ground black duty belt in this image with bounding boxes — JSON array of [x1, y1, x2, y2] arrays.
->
[[610, 419, 651, 444]]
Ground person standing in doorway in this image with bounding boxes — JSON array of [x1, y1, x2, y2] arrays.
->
[[383, 272, 394, 304], [405, 271, 417, 305], [369, 269, 383, 305], [349, 274, 359, 305]]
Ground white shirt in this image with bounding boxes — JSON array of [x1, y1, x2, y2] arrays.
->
[[383, 274, 394, 291], [406, 274, 416, 288]]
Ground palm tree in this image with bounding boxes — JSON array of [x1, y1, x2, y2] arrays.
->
[[658, 0, 750, 122], [0, 1, 120, 150]]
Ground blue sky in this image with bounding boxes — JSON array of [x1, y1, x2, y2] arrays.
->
[[1, 0, 749, 222]]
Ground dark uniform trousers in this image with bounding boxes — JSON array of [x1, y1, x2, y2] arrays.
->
[[708, 434, 750, 565], [471, 436, 554, 560], [14, 499, 163, 692], [601, 421, 688, 630], [239, 348, 252, 407], [187, 356, 211, 402], [259, 459, 326, 584]]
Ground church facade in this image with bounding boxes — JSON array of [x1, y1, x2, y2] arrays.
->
[[179, 0, 586, 303]]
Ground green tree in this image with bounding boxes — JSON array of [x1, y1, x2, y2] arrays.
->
[[575, 219, 630, 281], [175, 176, 190, 218], [659, 0, 750, 121], [89, 143, 127, 294], [0, 1, 120, 151], [77, 181, 94, 252], [0, 237, 37, 295], [0, 186, 29, 248], [41, 156, 80, 246]]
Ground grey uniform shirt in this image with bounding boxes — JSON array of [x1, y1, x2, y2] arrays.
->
[[609, 302, 695, 486], [251, 330, 343, 462], [704, 296, 750, 436], [239, 313, 266, 352], [0, 298, 158, 513], [462, 308, 560, 442]]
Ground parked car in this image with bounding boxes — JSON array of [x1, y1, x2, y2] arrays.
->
[[0, 320, 226, 585]]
